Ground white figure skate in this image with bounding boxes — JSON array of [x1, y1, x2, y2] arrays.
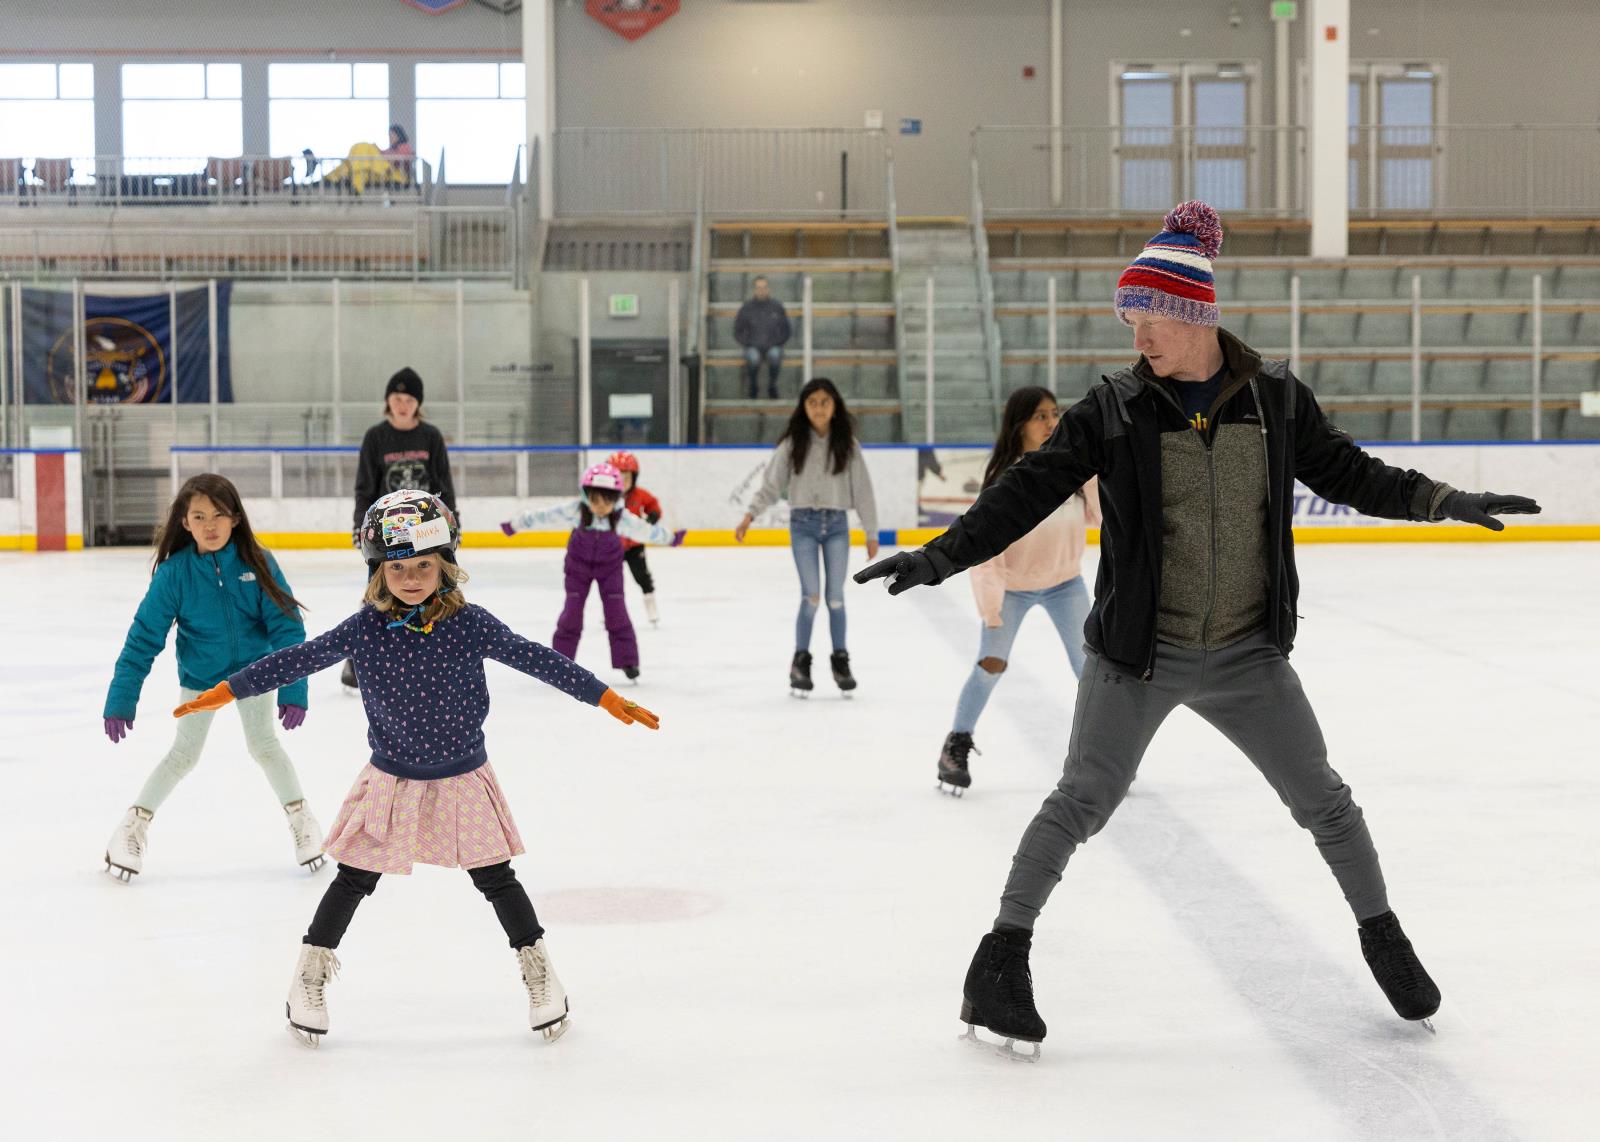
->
[[643, 592, 660, 625], [284, 800, 326, 872], [517, 939, 570, 1042], [286, 943, 340, 1047], [104, 806, 153, 881]]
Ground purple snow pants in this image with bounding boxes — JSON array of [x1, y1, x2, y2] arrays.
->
[[553, 527, 639, 669]]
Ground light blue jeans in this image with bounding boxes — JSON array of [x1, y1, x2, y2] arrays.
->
[[952, 576, 1090, 734], [790, 507, 850, 652]]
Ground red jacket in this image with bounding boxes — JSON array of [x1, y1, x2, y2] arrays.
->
[[622, 486, 662, 550]]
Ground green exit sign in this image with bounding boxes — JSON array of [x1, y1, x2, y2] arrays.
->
[[608, 293, 640, 318], [1271, 1, 1298, 20]]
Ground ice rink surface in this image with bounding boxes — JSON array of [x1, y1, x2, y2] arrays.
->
[[2, 540, 1596, 1142]]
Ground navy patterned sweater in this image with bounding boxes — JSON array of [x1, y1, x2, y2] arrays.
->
[[228, 604, 609, 780]]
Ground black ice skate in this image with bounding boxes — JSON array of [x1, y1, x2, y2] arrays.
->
[[829, 650, 856, 695], [622, 665, 640, 682], [340, 659, 358, 694], [1360, 911, 1441, 1030], [960, 929, 1046, 1062], [937, 732, 979, 796], [789, 650, 814, 697]]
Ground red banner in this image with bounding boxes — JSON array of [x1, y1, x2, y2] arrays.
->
[[586, 0, 679, 42]]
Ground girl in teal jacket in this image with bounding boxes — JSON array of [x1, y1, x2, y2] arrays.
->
[[102, 474, 324, 881]]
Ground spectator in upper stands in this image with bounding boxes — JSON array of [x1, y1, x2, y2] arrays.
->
[[734, 276, 792, 400], [383, 125, 414, 159]]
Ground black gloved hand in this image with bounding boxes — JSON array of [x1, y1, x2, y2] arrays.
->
[[853, 548, 953, 595], [1436, 489, 1541, 532]]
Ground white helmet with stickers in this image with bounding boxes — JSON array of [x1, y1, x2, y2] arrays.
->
[[359, 489, 460, 570]]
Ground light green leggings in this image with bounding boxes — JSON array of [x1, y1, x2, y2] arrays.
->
[[134, 688, 306, 812]]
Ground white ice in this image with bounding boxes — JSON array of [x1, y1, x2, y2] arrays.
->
[[2, 541, 1596, 1142]]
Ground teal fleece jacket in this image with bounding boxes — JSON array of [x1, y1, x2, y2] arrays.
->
[[104, 540, 308, 719]]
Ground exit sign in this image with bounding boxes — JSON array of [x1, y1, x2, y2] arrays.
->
[[608, 293, 640, 318], [1271, 1, 1298, 19]]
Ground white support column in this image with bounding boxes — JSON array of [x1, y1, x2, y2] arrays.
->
[[330, 279, 342, 445], [207, 279, 220, 446], [10, 285, 23, 449], [667, 277, 681, 444], [924, 275, 935, 444], [73, 280, 85, 449], [522, 0, 556, 221], [168, 284, 179, 444], [1305, 0, 1350, 258], [578, 277, 592, 447], [1049, 0, 1063, 208], [1531, 274, 1544, 441], [802, 275, 814, 384], [1046, 276, 1058, 392], [455, 279, 467, 445], [1289, 274, 1302, 377], [1409, 275, 1422, 442], [1273, 4, 1294, 214], [0, 284, 8, 452]]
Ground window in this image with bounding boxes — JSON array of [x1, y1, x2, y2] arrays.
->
[[1346, 63, 1443, 213], [268, 63, 390, 162], [0, 64, 95, 171], [1113, 62, 1260, 213], [415, 62, 525, 183], [121, 64, 243, 169]]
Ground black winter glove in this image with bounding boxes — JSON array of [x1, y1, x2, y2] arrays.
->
[[853, 547, 956, 595], [1435, 489, 1541, 532]]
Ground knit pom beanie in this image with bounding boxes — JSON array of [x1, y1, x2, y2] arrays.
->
[[1113, 201, 1223, 327]]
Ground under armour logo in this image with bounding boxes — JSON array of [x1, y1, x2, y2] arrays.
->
[[1102, 671, 1122, 685]]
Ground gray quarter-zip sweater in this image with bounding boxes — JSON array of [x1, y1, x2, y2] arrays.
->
[[748, 432, 879, 537]]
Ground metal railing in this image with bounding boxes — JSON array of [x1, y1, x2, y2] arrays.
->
[[975, 125, 1306, 218], [553, 128, 890, 218], [0, 153, 436, 207], [1348, 124, 1600, 218], [0, 206, 517, 281], [975, 123, 1600, 219]]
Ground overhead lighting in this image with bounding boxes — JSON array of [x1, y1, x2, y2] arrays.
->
[[1402, 63, 1435, 79], [1122, 69, 1173, 81], [1216, 63, 1245, 79]]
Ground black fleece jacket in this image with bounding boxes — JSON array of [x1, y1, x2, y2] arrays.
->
[[925, 329, 1453, 678]]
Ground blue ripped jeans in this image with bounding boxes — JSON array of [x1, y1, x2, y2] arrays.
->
[[952, 576, 1090, 734], [790, 507, 850, 652]]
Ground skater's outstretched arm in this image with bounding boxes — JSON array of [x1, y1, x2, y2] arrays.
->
[[474, 609, 660, 730], [616, 510, 682, 547], [105, 562, 182, 721], [175, 613, 362, 717], [501, 500, 581, 535]]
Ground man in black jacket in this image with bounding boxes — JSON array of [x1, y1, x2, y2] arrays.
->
[[856, 202, 1539, 1056], [733, 276, 792, 399]]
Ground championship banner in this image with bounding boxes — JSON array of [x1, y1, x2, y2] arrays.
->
[[20, 285, 233, 405], [586, 0, 679, 41]]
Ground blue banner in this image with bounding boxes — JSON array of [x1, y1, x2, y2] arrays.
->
[[20, 284, 232, 405]]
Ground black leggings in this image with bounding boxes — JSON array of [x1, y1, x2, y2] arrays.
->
[[304, 861, 544, 950], [623, 545, 654, 594]]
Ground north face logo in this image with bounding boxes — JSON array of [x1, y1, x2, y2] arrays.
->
[[238, 572, 256, 582]]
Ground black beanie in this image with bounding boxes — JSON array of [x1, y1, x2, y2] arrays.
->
[[386, 367, 424, 405]]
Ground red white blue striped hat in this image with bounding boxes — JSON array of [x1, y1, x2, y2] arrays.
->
[[1113, 201, 1224, 327]]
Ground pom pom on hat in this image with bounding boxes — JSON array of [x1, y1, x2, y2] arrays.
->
[[1112, 200, 1224, 328], [1163, 200, 1223, 261]]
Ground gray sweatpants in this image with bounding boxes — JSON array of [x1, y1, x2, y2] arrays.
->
[[996, 630, 1389, 930]]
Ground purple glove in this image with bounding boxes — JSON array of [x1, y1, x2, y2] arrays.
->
[[104, 717, 134, 744], [278, 704, 307, 730], [500, 521, 516, 537], [670, 529, 687, 548]]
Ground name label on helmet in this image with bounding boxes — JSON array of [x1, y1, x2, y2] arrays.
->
[[408, 515, 451, 552]]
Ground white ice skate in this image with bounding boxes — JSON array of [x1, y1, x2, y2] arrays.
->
[[643, 592, 660, 625], [104, 806, 153, 882], [284, 800, 326, 872], [286, 944, 340, 1047], [517, 939, 570, 1042]]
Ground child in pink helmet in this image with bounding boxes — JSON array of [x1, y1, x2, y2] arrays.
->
[[500, 462, 683, 681]]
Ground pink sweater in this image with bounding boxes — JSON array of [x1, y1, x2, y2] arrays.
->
[[969, 477, 1099, 627]]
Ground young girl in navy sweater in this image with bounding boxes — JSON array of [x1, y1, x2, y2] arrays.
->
[[174, 490, 660, 1046], [103, 473, 322, 880]]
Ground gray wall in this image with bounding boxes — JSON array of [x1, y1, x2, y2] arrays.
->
[[5, 0, 1599, 211]]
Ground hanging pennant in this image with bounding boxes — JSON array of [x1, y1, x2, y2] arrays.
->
[[586, 0, 680, 42]]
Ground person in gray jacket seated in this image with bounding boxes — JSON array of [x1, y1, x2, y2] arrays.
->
[[735, 378, 879, 694], [734, 276, 792, 399]]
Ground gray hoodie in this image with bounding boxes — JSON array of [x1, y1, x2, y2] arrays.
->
[[748, 432, 879, 537]]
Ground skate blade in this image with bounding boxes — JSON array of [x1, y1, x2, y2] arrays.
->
[[960, 1023, 1041, 1063], [538, 1017, 570, 1043], [936, 780, 967, 798], [301, 854, 328, 873], [789, 689, 811, 699], [104, 857, 136, 882], [1419, 1017, 1437, 1035], [287, 1022, 323, 1049]]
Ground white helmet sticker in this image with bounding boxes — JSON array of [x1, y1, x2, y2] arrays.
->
[[408, 515, 450, 552]]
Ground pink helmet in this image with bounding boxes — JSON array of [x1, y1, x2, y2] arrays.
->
[[581, 461, 625, 494]]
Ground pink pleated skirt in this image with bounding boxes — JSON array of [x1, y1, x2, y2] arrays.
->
[[323, 762, 525, 875]]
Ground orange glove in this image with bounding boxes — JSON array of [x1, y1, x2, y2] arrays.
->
[[174, 681, 236, 718], [599, 689, 659, 730]]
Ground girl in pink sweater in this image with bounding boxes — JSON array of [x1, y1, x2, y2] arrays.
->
[[938, 387, 1098, 795]]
